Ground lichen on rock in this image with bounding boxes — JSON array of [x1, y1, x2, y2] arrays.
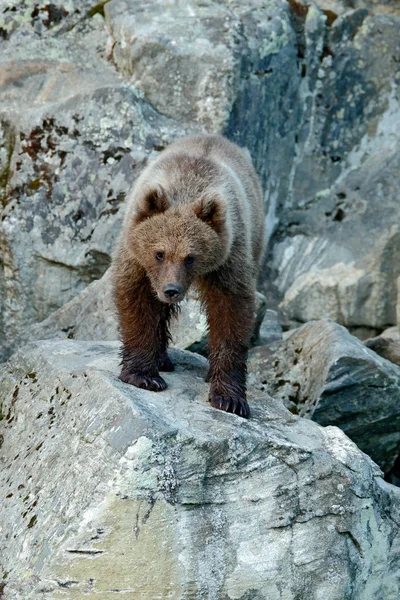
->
[[1, 340, 400, 599]]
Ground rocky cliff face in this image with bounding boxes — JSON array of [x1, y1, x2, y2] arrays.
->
[[1, 1, 399, 359], [1, 1, 400, 597], [0, 0, 300, 360], [268, 4, 400, 331], [0, 7, 185, 360]]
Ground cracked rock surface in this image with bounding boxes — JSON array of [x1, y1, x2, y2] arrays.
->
[[1, 340, 400, 599], [267, 4, 400, 329], [0, 2, 187, 360], [249, 319, 400, 474]]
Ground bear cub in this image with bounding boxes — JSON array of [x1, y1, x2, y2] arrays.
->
[[112, 134, 265, 418]]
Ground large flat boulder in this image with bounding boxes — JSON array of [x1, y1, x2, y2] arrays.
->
[[1, 339, 400, 598], [249, 319, 400, 473]]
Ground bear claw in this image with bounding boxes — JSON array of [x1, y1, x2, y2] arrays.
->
[[209, 391, 250, 419], [119, 372, 167, 392]]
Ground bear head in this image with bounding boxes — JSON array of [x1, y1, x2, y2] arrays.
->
[[126, 185, 232, 304]]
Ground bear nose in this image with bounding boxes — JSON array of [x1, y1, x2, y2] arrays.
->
[[163, 284, 183, 300]]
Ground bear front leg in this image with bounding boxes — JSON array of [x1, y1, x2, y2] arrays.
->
[[204, 287, 255, 418], [114, 266, 167, 392], [157, 304, 176, 372]]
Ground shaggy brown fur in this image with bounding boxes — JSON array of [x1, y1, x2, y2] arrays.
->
[[112, 134, 264, 418]]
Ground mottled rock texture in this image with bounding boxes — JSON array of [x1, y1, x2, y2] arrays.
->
[[363, 321, 400, 367], [257, 308, 283, 346], [1, 0, 399, 358], [1, 340, 400, 599], [293, 0, 400, 17], [0, 1, 189, 360], [249, 319, 400, 473], [268, 4, 400, 329], [0, 0, 301, 359], [1, 2, 400, 597], [365, 333, 400, 367], [15, 268, 209, 349]]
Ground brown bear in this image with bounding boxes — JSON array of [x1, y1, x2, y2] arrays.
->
[[112, 134, 265, 418]]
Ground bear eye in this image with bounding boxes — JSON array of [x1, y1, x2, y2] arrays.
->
[[185, 255, 194, 267], [155, 251, 164, 262]]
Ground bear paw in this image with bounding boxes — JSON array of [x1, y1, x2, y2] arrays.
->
[[209, 390, 250, 419], [119, 372, 167, 392], [158, 354, 175, 372]]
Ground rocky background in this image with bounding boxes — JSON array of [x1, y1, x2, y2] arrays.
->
[[1, 0, 400, 598]]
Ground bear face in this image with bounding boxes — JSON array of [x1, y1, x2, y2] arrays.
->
[[126, 188, 231, 304]]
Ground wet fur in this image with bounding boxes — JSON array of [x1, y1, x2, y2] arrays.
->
[[112, 134, 264, 418]]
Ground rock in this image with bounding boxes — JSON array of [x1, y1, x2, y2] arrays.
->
[[105, 0, 237, 130], [249, 319, 400, 473], [267, 6, 400, 330], [0, 1, 99, 39], [1, 0, 400, 360], [249, 292, 268, 346], [18, 269, 267, 354], [291, 0, 400, 18], [15, 269, 118, 345], [0, 0, 304, 360], [257, 309, 283, 346], [397, 276, 400, 324], [381, 325, 400, 341], [16, 269, 207, 349], [365, 328, 400, 366], [0, 7, 188, 360], [1, 339, 400, 598], [105, 0, 301, 188]]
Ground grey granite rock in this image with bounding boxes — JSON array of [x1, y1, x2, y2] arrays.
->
[[0, 7, 188, 360], [267, 6, 400, 329], [249, 319, 400, 473], [257, 309, 283, 346], [1, 339, 400, 598], [365, 326, 400, 366], [292, 0, 400, 18], [0, 0, 303, 360], [105, 0, 300, 189], [1, 0, 400, 361], [381, 325, 400, 341], [16, 268, 208, 350]]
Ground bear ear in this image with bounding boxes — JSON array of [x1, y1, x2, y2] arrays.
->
[[134, 186, 169, 225], [193, 196, 226, 234]]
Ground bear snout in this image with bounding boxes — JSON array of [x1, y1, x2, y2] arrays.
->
[[161, 283, 184, 304]]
